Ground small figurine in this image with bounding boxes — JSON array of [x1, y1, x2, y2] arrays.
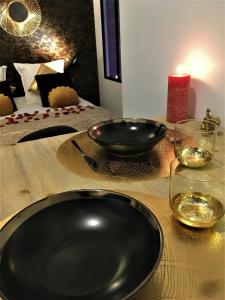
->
[[201, 108, 223, 135]]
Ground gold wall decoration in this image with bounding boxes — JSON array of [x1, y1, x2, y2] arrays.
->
[[0, 0, 41, 37]]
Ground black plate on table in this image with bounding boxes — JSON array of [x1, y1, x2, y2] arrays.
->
[[87, 118, 167, 157], [0, 190, 163, 300]]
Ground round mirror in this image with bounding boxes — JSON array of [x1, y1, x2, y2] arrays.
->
[[8, 1, 28, 22]]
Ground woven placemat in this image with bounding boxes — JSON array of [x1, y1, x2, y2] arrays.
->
[[57, 132, 175, 182]]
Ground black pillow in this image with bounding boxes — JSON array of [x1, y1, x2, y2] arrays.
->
[[35, 72, 74, 107], [0, 81, 17, 111], [6, 64, 25, 97]]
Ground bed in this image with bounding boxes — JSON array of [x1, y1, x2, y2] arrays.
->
[[0, 61, 116, 145]]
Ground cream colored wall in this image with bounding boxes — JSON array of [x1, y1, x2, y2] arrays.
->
[[93, 1, 224, 122], [120, 0, 224, 121], [93, 0, 122, 117]]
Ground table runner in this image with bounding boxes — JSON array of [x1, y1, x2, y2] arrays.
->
[[0, 105, 117, 145]]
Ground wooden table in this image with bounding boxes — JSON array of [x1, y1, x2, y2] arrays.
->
[[0, 130, 224, 300]]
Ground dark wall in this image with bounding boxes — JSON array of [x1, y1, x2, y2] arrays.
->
[[0, 0, 100, 105]]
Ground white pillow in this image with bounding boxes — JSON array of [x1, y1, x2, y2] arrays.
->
[[0, 65, 7, 82], [14, 60, 64, 103]]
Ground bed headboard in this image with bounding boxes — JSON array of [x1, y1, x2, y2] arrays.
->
[[0, 0, 100, 106]]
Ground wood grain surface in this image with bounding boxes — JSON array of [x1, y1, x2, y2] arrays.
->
[[0, 126, 224, 300]]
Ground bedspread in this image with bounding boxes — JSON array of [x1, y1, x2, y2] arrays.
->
[[0, 105, 117, 145]]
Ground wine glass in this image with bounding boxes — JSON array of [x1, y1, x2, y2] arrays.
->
[[169, 158, 225, 228], [174, 119, 218, 168]]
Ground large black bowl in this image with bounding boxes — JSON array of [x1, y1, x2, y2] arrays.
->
[[0, 190, 163, 300], [87, 118, 167, 157]]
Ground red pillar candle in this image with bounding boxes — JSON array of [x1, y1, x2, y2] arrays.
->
[[166, 72, 191, 123]]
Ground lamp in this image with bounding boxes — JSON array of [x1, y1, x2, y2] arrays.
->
[[0, 0, 41, 37]]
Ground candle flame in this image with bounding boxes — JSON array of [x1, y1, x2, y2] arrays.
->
[[176, 64, 184, 74]]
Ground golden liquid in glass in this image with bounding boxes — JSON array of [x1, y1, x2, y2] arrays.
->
[[170, 192, 224, 228], [175, 147, 212, 168]]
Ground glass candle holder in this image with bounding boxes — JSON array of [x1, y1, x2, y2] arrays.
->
[[174, 119, 218, 168], [169, 159, 225, 228]]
